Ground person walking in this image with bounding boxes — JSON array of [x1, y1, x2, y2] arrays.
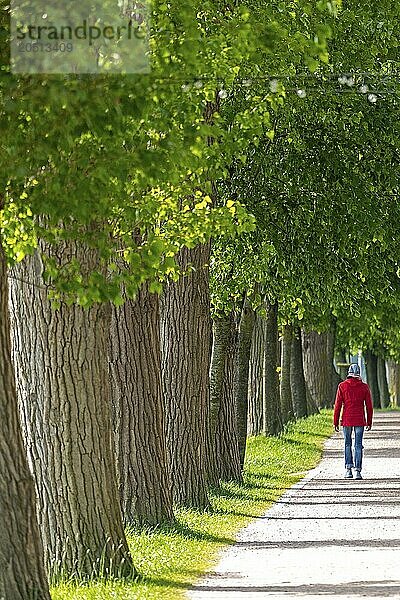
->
[[333, 363, 373, 480]]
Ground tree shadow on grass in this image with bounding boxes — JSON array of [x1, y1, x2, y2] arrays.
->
[[281, 436, 320, 450], [158, 521, 233, 545], [213, 510, 265, 519], [293, 429, 329, 438], [127, 519, 234, 545], [238, 480, 291, 493], [208, 481, 295, 520], [244, 479, 299, 493], [244, 472, 298, 486], [141, 573, 203, 591], [210, 484, 281, 505]]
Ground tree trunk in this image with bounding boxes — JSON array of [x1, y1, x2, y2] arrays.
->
[[335, 348, 349, 381], [306, 383, 320, 416], [109, 283, 174, 526], [377, 356, 390, 409], [235, 300, 255, 469], [364, 350, 380, 409], [301, 329, 330, 409], [208, 317, 226, 487], [248, 313, 265, 436], [9, 246, 133, 580], [0, 242, 50, 600], [327, 319, 342, 406], [290, 327, 308, 419], [387, 360, 400, 407], [263, 302, 282, 436], [160, 244, 211, 509], [210, 312, 242, 483], [280, 325, 294, 425]]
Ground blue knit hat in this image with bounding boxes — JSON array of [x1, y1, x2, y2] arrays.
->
[[348, 363, 361, 378]]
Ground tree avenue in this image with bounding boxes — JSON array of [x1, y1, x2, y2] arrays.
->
[[2, 0, 400, 595]]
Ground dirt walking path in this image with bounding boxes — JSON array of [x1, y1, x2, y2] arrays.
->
[[188, 412, 400, 599]]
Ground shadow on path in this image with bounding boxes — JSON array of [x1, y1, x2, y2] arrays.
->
[[190, 581, 400, 596], [234, 539, 400, 549]]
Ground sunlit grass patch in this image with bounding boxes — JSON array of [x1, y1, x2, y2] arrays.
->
[[51, 410, 333, 600]]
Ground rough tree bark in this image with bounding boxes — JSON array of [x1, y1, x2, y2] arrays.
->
[[0, 242, 50, 600], [364, 350, 380, 409], [301, 329, 330, 409], [290, 327, 308, 419], [9, 246, 133, 580], [280, 325, 294, 425], [109, 283, 174, 526], [160, 244, 211, 509], [209, 312, 242, 484], [263, 302, 282, 436], [306, 384, 320, 416], [235, 299, 255, 469], [247, 313, 266, 436], [377, 356, 390, 409], [387, 360, 400, 407]]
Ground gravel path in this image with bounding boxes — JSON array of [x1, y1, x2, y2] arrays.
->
[[188, 412, 400, 599]]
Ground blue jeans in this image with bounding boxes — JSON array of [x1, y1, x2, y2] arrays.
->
[[343, 426, 364, 471]]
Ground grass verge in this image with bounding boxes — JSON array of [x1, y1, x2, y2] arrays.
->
[[52, 410, 333, 600]]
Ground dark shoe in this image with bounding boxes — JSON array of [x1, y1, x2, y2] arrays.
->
[[354, 471, 363, 480], [344, 469, 353, 479]]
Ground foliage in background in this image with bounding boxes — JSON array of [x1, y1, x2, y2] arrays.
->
[[210, 0, 400, 347]]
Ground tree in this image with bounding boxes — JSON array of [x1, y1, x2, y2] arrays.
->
[[364, 350, 380, 409], [387, 361, 400, 407], [280, 324, 295, 425], [377, 356, 390, 409], [9, 245, 134, 579], [263, 302, 282, 436], [160, 244, 211, 508], [0, 237, 50, 600], [235, 299, 255, 466], [209, 311, 242, 484], [109, 283, 174, 526], [290, 327, 308, 419], [248, 312, 266, 435], [327, 318, 342, 400], [302, 330, 331, 409]]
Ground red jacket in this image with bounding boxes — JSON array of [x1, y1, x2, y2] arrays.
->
[[333, 377, 373, 427]]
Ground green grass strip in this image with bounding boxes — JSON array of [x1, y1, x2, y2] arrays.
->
[[52, 410, 333, 599]]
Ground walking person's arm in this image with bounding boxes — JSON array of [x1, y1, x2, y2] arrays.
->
[[333, 384, 343, 432], [365, 385, 373, 431]]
